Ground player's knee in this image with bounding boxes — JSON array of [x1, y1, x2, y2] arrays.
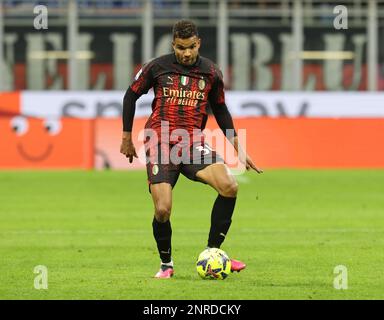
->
[[219, 180, 238, 197], [155, 204, 172, 222]]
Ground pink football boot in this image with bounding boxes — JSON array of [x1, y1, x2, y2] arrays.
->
[[154, 266, 174, 279], [230, 259, 246, 272]]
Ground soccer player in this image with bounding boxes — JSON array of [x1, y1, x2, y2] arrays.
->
[[120, 20, 262, 278]]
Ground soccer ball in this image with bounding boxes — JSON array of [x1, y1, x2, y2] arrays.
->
[[196, 248, 231, 280]]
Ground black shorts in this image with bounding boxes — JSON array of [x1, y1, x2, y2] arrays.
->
[[145, 141, 224, 189]]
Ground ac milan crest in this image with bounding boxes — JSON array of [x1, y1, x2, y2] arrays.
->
[[198, 79, 206, 90]]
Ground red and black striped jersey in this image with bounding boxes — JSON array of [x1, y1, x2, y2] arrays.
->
[[130, 53, 226, 144]]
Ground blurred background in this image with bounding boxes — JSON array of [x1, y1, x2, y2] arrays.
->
[[0, 0, 383, 170]]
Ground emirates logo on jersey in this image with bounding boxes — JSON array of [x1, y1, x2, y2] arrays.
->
[[163, 87, 205, 100], [180, 75, 189, 86]]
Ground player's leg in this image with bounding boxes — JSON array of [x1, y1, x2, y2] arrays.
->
[[182, 143, 239, 250], [146, 142, 179, 278], [195, 163, 245, 272], [150, 182, 176, 278], [195, 163, 238, 249]]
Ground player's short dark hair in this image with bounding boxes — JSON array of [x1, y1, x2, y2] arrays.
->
[[172, 20, 199, 39]]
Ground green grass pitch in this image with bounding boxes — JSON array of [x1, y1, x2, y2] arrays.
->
[[0, 169, 383, 300]]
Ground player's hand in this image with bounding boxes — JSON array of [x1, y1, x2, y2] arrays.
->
[[230, 136, 263, 173], [120, 136, 138, 163], [239, 152, 263, 173], [244, 154, 263, 173]]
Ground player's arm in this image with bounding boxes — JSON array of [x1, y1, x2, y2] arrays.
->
[[120, 88, 140, 163], [120, 62, 154, 163], [209, 68, 262, 173]]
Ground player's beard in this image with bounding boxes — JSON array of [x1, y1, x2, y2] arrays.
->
[[182, 57, 194, 65], [177, 54, 197, 66]]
